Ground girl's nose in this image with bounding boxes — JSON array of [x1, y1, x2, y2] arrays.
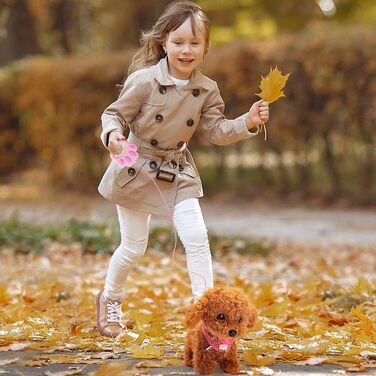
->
[[182, 44, 191, 53]]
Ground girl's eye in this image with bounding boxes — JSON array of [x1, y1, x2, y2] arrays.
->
[[217, 314, 225, 321], [192, 42, 199, 46], [174, 42, 182, 46]]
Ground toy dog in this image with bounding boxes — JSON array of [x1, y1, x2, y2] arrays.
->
[[184, 286, 258, 374]]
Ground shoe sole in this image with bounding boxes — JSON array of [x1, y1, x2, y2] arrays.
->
[[96, 290, 117, 338]]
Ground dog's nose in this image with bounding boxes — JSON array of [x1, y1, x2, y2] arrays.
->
[[229, 329, 237, 337]]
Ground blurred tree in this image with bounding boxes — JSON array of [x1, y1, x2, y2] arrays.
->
[[87, 0, 173, 52], [0, 0, 41, 65], [49, 0, 73, 53], [1, 0, 375, 66], [197, 0, 376, 44], [334, 0, 376, 22]]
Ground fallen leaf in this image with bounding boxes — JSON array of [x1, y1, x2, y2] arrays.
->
[[132, 343, 164, 359], [0, 342, 30, 351], [243, 353, 276, 366], [294, 356, 328, 365], [0, 359, 18, 366], [87, 362, 129, 376], [247, 366, 275, 375]]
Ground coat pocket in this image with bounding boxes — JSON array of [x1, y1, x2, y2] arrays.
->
[[180, 163, 196, 178], [113, 158, 163, 208], [114, 158, 147, 187]]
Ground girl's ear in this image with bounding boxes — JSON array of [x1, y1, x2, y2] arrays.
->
[[247, 306, 258, 328], [185, 299, 205, 329]]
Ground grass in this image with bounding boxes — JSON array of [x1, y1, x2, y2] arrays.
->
[[0, 215, 274, 257]]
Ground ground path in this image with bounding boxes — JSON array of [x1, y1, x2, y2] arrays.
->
[[1, 190, 376, 375], [1, 190, 375, 246]]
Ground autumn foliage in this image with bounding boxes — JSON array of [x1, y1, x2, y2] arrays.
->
[[1, 224, 376, 373], [0, 25, 375, 203]]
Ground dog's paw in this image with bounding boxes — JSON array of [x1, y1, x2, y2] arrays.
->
[[184, 359, 193, 367], [195, 362, 216, 374], [222, 360, 240, 374]]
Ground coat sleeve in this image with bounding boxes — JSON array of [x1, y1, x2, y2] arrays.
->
[[199, 83, 259, 146], [100, 72, 144, 148]]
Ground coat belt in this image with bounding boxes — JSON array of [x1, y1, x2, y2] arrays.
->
[[127, 132, 187, 179]]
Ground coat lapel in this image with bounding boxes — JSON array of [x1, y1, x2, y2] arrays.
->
[[154, 57, 211, 91]]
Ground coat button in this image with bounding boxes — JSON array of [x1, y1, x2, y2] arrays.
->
[[192, 89, 200, 97], [155, 114, 163, 123], [171, 160, 177, 169], [151, 139, 158, 146], [149, 161, 157, 169], [186, 119, 194, 127], [177, 141, 184, 148], [179, 164, 184, 172], [128, 168, 136, 176], [159, 85, 167, 94]]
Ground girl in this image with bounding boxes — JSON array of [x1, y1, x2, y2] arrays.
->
[[96, 1, 269, 337]]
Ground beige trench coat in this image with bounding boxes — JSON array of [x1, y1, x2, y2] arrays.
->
[[98, 57, 259, 216]]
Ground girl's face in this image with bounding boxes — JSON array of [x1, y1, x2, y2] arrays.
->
[[164, 17, 206, 80]]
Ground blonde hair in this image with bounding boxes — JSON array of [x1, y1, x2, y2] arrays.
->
[[128, 1, 210, 75]]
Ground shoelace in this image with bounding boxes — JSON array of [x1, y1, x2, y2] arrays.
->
[[106, 301, 122, 323]]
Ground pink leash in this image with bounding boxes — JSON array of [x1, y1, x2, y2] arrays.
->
[[110, 140, 207, 291]]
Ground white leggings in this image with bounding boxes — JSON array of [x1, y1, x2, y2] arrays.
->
[[103, 198, 213, 301]]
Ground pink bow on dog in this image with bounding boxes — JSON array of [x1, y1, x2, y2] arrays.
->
[[202, 325, 235, 352]]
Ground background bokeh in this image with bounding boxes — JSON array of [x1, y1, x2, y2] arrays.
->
[[0, 0, 375, 205]]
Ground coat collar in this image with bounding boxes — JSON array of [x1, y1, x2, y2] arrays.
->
[[154, 57, 211, 90]]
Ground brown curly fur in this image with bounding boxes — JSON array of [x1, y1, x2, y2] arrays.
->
[[184, 287, 257, 374]]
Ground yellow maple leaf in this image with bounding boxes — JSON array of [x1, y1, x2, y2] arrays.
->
[[243, 352, 277, 366], [132, 343, 164, 359], [256, 66, 290, 104]]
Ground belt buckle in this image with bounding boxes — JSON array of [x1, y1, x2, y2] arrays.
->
[[156, 169, 176, 183]]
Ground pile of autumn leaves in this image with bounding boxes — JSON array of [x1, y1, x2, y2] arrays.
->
[[1, 238, 376, 374]]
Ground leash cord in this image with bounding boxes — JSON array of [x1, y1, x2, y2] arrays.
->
[[141, 169, 208, 292]]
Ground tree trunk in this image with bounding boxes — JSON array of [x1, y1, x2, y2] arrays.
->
[[0, 0, 41, 66], [50, 0, 73, 53], [322, 130, 342, 199]]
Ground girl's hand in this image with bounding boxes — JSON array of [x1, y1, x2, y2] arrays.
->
[[108, 131, 126, 154], [246, 100, 269, 130]]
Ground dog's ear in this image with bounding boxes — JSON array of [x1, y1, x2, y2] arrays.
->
[[185, 299, 205, 329], [247, 306, 258, 328]]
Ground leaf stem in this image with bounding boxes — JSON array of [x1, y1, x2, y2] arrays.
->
[[262, 122, 267, 141]]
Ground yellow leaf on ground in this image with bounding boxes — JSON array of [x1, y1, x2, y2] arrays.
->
[[163, 357, 184, 366], [87, 362, 129, 376], [129, 309, 153, 325], [247, 366, 275, 375], [351, 306, 376, 335], [262, 301, 289, 317], [243, 353, 276, 366], [132, 343, 164, 359], [135, 359, 168, 368], [0, 358, 18, 365]]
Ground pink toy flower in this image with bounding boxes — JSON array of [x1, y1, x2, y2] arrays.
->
[[110, 139, 139, 167]]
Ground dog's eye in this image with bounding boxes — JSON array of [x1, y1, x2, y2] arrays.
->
[[237, 317, 243, 323], [217, 314, 225, 321]]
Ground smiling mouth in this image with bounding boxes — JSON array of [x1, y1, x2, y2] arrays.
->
[[179, 58, 194, 63]]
